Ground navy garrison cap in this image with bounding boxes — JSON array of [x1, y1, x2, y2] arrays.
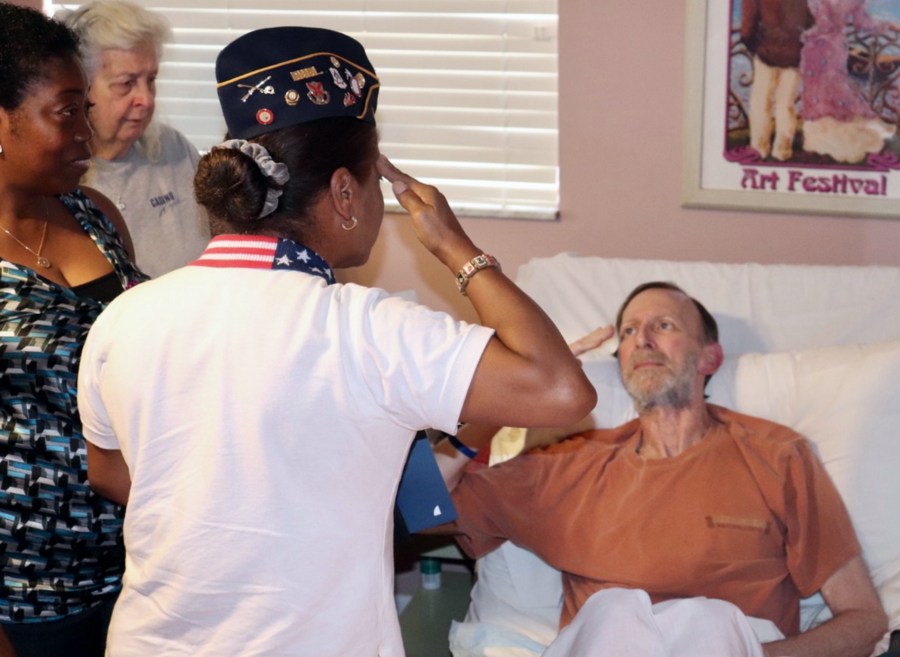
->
[[215, 26, 379, 139]]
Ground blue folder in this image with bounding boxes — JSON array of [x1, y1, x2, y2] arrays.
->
[[395, 431, 457, 534]]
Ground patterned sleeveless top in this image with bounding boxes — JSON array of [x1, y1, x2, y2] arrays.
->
[[0, 189, 146, 622]]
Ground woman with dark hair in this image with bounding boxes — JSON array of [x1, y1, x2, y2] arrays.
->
[[77, 26, 595, 656], [0, 5, 146, 657]]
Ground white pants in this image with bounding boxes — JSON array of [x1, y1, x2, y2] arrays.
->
[[748, 56, 801, 161], [542, 588, 778, 657]]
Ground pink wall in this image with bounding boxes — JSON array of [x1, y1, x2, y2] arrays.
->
[[341, 0, 900, 322]]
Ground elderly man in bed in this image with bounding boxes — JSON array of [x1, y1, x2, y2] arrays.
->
[[434, 281, 887, 657]]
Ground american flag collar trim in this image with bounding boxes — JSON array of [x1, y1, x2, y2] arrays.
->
[[191, 235, 336, 284]]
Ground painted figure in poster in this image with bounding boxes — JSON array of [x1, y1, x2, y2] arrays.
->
[[740, 0, 814, 160], [800, 0, 896, 163]]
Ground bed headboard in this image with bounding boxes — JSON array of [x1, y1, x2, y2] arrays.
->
[[516, 252, 900, 354]]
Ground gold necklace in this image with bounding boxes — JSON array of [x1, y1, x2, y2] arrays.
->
[[0, 204, 52, 268]]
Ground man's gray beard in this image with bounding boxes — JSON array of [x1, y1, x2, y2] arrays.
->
[[623, 352, 698, 414]]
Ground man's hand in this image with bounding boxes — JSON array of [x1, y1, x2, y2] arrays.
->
[[762, 555, 886, 657], [568, 324, 615, 359]]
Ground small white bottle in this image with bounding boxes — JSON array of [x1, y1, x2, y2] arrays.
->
[[420, 557, 441, 590]]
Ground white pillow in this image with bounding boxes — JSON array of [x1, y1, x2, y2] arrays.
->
[[713, 339, 900, 652]]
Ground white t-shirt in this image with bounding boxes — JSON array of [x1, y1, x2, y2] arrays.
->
[[78, 255, 493, 656], [86, 123, 210, 278]]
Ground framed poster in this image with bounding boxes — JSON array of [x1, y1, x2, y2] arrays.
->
[[682, 0, 900, 218]]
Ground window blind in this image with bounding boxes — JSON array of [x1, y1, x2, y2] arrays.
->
[[47, 0, 560, 219]]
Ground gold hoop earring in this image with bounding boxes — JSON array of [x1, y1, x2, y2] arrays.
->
[[341, 216, 359, 231]]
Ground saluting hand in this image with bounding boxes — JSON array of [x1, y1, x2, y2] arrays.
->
[[377, 154, 477, 268], [568, 324, 616, 359]]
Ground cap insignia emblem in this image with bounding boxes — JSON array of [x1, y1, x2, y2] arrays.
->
[[306, 81, 330, 106], [239, 75, 275, 103], [256, 108, 275, 125]]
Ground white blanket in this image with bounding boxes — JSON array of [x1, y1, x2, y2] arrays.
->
[[542, 589, 781, 657]]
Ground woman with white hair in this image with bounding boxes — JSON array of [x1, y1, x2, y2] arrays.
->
[[59, 0, 209, 278]]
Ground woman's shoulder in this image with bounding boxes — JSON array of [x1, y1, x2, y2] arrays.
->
[[155, 123, 201, 157], [61, 187, 128, 243], [71, 187, 115, 223], [332, 281, 492, 352], [59, 187, 96, 213]]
